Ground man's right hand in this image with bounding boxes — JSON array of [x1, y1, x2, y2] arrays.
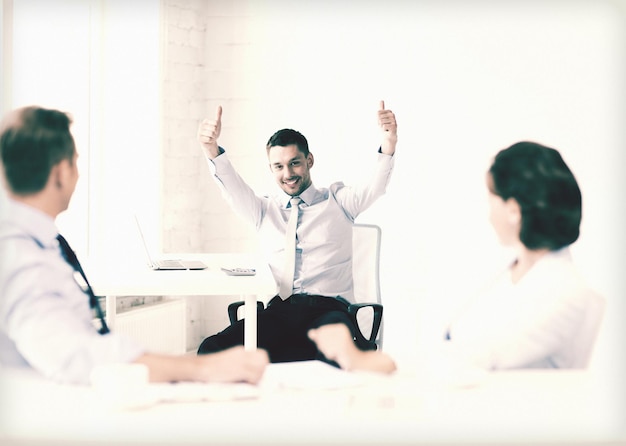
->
[[197, 105, 223, 159], [197, 346, 269, 384]]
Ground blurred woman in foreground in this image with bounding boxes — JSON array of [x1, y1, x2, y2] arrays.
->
[[310, 141, 603, 373]]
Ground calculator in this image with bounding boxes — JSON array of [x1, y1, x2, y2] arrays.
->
[[221, 267, 257, 276]]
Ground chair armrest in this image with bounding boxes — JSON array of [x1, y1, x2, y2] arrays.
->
[[347, 303, 383, 347], [227, 301, 265, 325]]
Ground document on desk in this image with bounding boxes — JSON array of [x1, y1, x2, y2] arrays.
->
[[149, 381, 261, 403], [260, 360, 376, 391]]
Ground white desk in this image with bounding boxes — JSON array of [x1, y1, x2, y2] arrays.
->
[[84, 253, 276, 350], [1, 362, 624, 445]]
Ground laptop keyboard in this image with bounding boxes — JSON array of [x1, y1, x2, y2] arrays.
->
[[158, 260, 184, 267]]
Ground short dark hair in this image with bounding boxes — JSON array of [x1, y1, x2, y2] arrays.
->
[[488, 141, 582, 250], [0, 106, 75, 195], [266, 128, 309, 156]]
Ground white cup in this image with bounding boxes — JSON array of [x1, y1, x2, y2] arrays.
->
[[90, 363, 156, 411]]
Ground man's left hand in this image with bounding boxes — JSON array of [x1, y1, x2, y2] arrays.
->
[[377, 100, 397, 155]]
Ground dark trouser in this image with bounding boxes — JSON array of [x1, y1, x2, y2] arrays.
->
[[197, 294, 367, 364]]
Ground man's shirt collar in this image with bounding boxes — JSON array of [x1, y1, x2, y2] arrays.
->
[[280, 183, 317, 208]]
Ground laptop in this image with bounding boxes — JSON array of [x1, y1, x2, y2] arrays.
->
[[134, 215, 208, 270]]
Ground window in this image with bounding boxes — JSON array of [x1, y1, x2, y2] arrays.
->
[[2, 0, 161, 260]]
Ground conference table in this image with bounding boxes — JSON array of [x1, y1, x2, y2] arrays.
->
[[1, 360, 623, 446], [84, 253, 277, 351], [11, 253, 621, 445]]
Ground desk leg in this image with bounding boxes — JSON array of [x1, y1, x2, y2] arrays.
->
[[243, 294, 257, 351], [105, 295, 116, 330]]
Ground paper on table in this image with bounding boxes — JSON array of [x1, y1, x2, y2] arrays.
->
[[91, 363, 261, 408], [148, 381, 261, 403], [260, 360, 378, 391]]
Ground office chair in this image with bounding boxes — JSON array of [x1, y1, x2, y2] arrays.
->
[[227, 223, 384, 350], [349, 223, 384, 350]]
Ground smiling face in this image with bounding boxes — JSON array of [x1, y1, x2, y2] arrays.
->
[[268, 144, 314, 197]]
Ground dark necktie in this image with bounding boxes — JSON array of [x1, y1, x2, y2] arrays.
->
[[56, 234, 109, 335], [279, 197, 301, 300]]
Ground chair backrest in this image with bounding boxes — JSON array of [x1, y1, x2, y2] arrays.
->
[[569, 289, 606, 368], [352, 224, 383, 348]]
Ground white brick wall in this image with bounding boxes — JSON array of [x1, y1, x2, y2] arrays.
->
[[162, 0, 257, 256], [161, 0, 262, 350]]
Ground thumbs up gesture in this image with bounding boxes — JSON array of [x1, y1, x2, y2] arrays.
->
[[197, 106, 223, 159], [377, 100, 397, 155]]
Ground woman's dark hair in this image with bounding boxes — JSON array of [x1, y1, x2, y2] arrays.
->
[[266, 128, 309, 156], [0, 106, 75, 195], [488, 141, 582, 250]]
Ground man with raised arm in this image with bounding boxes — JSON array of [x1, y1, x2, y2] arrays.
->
[[196, 101, 397, 373]]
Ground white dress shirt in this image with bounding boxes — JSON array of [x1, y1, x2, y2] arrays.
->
[[0, 199, 144, 385], [207, 149, 395, 303], [446, 248, 591, 369]]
